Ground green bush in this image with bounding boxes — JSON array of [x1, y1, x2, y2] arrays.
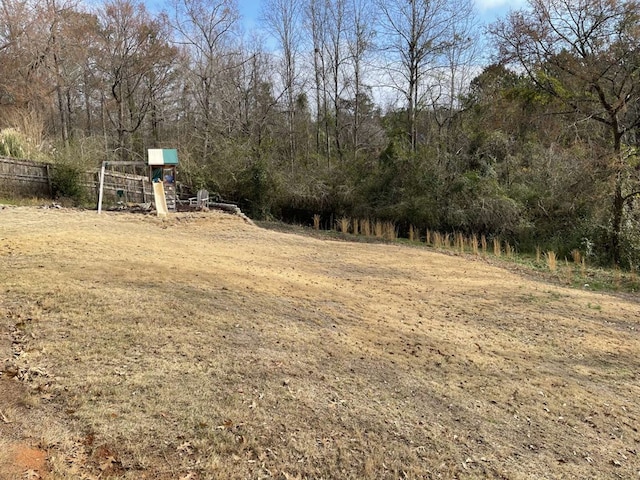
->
[[0, 129, 26, 158], [51, 164, 85, 204]]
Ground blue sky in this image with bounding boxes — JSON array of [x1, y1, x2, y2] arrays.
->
[[140, 0, 526, 30], [235, 0, 528, 30], [237, 0, 260, 29]]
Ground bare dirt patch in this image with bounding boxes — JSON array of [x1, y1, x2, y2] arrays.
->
[[0, 326, 49, 479], [1, 206, 639, 479]]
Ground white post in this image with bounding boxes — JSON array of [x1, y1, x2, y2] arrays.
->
[[97, 161, 106, 214]]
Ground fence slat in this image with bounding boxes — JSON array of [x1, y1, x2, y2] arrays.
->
[[0, 157, 151, 202]]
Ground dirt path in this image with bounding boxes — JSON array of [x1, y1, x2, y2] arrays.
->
[[1, 206, 639, 479], [0, 321, 50, 480]]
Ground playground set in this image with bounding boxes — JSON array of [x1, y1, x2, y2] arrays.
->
[[97, 149, 178, 216]]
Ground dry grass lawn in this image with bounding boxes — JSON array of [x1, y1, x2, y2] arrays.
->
[[0, 206, 639, 479]]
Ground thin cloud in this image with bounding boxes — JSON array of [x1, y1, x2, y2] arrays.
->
[[474, 0, 527, 12]]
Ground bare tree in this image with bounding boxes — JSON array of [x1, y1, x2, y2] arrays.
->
[[261, 0, 303, 171], [491, 0, 640, 264], [344, 0, 374, 160], [96, 0, 177, 160], [376, 0, 458, 151], [324, 0, 349, 161], [0, 0, 47, 117], [429, 0, 480, 157], [305, 0, 330, 161], [170, 0, 240, 160]]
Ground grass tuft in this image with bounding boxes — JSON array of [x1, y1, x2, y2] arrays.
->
[[471, 234, 479, 255], [338, 217, 350, 234], [571, 249, 581, 264], [546, 251, 557, 272], [493, 238, 501, 257], [374, 220, 383, 238], [361, 218, 371, 237]]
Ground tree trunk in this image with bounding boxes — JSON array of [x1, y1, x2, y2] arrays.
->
[[610, 130, 624, 265], [611, 174, 624, 265]]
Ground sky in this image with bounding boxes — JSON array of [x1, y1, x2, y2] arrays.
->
[[140, 0, 528, 31], [234, 0, 529, 31]]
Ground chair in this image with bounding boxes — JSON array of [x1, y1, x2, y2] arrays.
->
[[189, 189, 209, 208]]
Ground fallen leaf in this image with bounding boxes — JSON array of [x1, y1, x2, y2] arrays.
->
[[177, 441, 193, 454], [99, 456, 117, 471], [0, 410, 11, 423], [217, 419, 233, 430]]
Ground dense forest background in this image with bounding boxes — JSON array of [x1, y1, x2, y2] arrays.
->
[[2, 0, 640, 267]]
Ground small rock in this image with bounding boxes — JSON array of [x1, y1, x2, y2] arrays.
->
[[1, 362, 18, 378]]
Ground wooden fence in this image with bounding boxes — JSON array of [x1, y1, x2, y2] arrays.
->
[[91, 170, 153, 204], [0, 156, 153, 204], [0, 157, 52, 197]]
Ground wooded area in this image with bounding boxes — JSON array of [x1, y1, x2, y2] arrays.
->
[[1, 0, 640, 266]]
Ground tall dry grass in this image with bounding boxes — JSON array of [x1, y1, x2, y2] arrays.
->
[[313, 214, 320, 230], [493, 238, 501, 257], [546, 251, 557, 272], [504, 242, 513, 258], [374, 220, 383, 238], [481, 235, 487, 255], [471, 234, 479, 255], [455, 233, 465, 254], [383, 222, 397, 241], [338, 217, 350, 234], [433, 232, 442, 249], [361, 219, 371, 237], [564, 259, 574, 284], [571, 249, 581, 264]]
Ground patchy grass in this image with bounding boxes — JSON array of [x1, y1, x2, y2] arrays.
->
[[1, 207, 639, 479], [0, 196, 51, 207]]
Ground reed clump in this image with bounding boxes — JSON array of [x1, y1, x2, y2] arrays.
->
[[571, 249, 581, 264], [361, 219, 371, 237], [471, 234, 479, 255], [563, 259, 573, 284], [546, 251, 557, 272], [493, 238, 501, 257], [338, 217, 350, 234], [383, 222, 397, 241], [505, 242, 513, 258], [433, 232, 442, 249], [374, 220, 383, 238], [455, 233, 465, 253]]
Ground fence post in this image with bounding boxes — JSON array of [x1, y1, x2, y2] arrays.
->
[[97, 161, 106, 214], [45, 164, 53, 197]]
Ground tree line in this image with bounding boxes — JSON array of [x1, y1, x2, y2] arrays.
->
[[1, 0, 640, 267]]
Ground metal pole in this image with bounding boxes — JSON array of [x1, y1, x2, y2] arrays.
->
[[97, 161, 106, 214]]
